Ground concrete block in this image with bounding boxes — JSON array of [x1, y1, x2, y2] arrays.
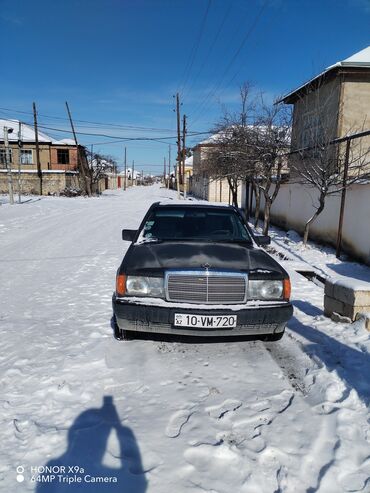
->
[[324, 279, 335, 298], [324, 294, 370, 321], [346, 304, 370, 321], [324, 295, 344, 317], [325, 277, 370, 305]]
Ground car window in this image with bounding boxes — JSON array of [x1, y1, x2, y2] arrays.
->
[[141, 207, 252, 242]]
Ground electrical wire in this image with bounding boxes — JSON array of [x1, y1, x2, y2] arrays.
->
[[0, 114, 210, 143], [0, 106, 175, 133], [187, 0, 268, 128], [182, 1, 233, 102], [178, 0, 212, 97]]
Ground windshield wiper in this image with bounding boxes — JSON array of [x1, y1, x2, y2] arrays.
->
[[138, 236, 163, 244], [210, 238, 252, 244]]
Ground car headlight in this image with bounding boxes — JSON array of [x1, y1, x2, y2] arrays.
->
[[125, 276, 164, 298], [248, 280, 284, 300]]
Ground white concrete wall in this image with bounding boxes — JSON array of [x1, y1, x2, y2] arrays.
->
[[257, 182, 370, 265]]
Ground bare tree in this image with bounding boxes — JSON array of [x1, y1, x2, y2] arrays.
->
[[289, 87, 370, 245], [253, 99, 291, 235], [201, 83, 258, 208], [86, 150, 118, 194]]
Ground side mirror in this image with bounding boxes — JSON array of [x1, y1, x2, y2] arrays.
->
[[122, 229, 137, 242], [255, 235, 271, 246]]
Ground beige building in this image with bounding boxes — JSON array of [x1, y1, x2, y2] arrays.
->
[[278, 45, 370, 168], [174, 155, 194, 194], [190, 134, 243, 205], [264, 46, 370, 263]]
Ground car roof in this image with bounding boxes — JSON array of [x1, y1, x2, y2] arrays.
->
[[155, 200, 235, 210]]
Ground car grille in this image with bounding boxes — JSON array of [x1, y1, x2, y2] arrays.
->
[[166, 271, 247, 304]]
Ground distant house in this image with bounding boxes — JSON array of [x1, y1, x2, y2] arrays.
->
[[174, 155, 194, 193], [0, 119, 80, 172], [190, 133, 243, 205], [0, 118, 83, 195]]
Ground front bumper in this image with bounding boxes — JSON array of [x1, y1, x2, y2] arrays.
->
[[112, 295, 293, 337]]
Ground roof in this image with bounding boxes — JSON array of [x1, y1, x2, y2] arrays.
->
[[0, 119, 75, 145], [185, 155, 193, 167], [194, 124, 291, 148], [196, 131, 226, 146], [278, 45, 370, 104], [329, 45, 370, 68], [157, 199, 233, 208]]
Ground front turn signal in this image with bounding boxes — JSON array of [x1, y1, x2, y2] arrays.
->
[[116, 274, 126, 296], [283, 278, 291, 301]]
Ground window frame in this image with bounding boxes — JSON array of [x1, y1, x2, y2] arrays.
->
[[0, 148, 13, 165], [57, 148, 70, 165], [20, 149, 33, 165]]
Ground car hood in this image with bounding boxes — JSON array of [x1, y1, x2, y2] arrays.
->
[[122, 241, 286, 277]]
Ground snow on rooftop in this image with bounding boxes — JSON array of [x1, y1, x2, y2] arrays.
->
[[279, 45, 370, 103], [118, 168, 141, 178], [185, 155, 193, 167], [0, 119, 75, 145], [330, 45, 370, 68], [56, 138, 76, 146], [0, 118, 54, 143]]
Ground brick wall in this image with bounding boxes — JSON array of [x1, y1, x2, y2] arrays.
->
[[50, 146, 78, 171]]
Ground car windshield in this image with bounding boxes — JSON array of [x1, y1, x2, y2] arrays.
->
[[140, 206, 252, 243]]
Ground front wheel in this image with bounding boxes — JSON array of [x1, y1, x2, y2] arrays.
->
[[112, 316, 135, 341]]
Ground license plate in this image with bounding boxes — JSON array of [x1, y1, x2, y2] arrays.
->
[[174, 313, 237, 329]]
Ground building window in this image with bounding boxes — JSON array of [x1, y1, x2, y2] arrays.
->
[[20, 149, 33, 164], [57, 149, 69, 164], [0, 148, 12, 165]]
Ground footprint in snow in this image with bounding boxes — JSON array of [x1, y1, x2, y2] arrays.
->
[[165, 409, 193, 438], [206, 399, 242, 420]]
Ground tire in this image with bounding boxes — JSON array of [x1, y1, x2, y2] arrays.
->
[[122, 330, 135, 340], [264, 331, 285, 341], [112, 316, 134, 341]]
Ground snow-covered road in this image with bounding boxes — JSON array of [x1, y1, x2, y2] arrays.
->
[[1, 185, 369, 493]]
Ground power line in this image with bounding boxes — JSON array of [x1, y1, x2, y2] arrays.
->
[[178, 0, 212, 96], [182, 1, 233, 102], [0, 106, 175, 133], [0, 115, 210, 143], [188, 0, 268, 128]]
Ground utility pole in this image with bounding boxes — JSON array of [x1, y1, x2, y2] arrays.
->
[[168, 145, 171, 189], [3, 126, 14, 204], [336, 139, 351, 258], [182, 114, 187, 199], [132, 160, 135, 185], [175, 92, 181, 199], [65, 101, 91, 196], [163, 157, 166, 186], [124, 147, 127, 190], [142, 169, 144, 185], [17, 121, 22, 203], [33, 102, 43, 195]]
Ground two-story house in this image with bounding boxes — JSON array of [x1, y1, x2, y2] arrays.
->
[[278, 45, 370, 167], [0, 119, 81, 195], [267, 46, 370, 263]]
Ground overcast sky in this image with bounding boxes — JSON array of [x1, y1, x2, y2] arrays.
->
[[0, 0, 369, 174]]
